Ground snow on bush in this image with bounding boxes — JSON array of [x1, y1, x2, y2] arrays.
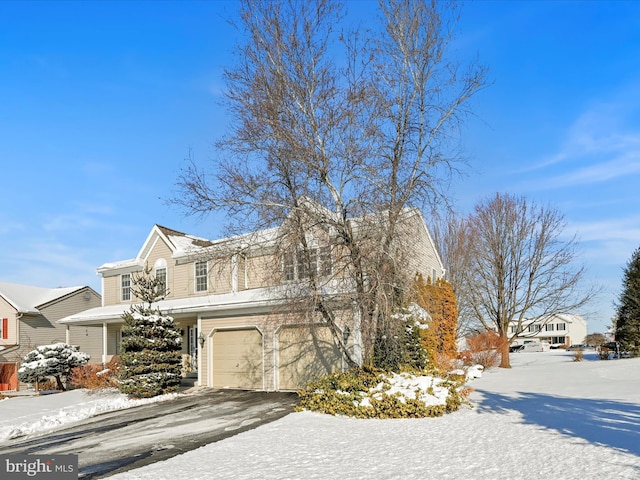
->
[[298, 364, 481, 418], [18, 343, 90, 391]]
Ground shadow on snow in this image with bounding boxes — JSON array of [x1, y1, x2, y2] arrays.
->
[[475, 389, 640, 456]]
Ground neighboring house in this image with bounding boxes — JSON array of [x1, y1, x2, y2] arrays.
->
[[0, 282, 102, 391], [60, 208, 445, 391], [509, 313, 588, 348]]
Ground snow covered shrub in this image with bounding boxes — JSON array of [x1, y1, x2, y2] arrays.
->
[[297, 366, 468, 418], [18, 343, 90, 391], [70, 357, 120, 389], [118, 267, 182, 398]]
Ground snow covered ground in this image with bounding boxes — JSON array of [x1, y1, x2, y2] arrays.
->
[[2, 350, 640, 479], [0, 389, 178, 442]]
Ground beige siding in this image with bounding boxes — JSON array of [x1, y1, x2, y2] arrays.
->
[[400, 212, 444, 282], [171, 261, 190, 298], [277, 325, 342, 390], [39, 289, 102, 358], [40, 290, 101, 323], [68, 325, 103, 362], [0, 296, 18, 348], [103, 274, 122, 306], [246, 254, 275, 289], [19, 314, 66, 351]]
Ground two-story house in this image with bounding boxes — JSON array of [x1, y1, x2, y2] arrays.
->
[[509, 313, 588, 348], [0, 282, 102, 391], [60, 208, 445, 391]]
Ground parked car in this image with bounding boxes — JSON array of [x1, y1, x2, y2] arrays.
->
[[566, 344, 587, 351], [600, 341, 619, 351], [509, 344, 525, 353]]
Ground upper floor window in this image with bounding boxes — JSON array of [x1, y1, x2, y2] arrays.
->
[[556, 322, 566, 331], [545, 323, 554, 331], [528, 324, 541, 333], [154, 258, 167, 296], [284, 246, 332, 281], [195, 261, 208, 292], [121, 274, 131, 301]]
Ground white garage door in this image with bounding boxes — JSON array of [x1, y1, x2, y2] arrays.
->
[[212, 328, 263, 389], [278, 325, 343, 391]]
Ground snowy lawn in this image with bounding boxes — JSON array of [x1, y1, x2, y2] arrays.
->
[[2, 350, 640, 479]]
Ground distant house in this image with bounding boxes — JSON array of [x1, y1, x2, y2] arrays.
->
[[509, 313, 588, 348], [60, 208, 445, 391], [0, 282, 102, 391]]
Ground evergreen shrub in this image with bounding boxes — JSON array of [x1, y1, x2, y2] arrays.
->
[[297, 366, 468, 419]]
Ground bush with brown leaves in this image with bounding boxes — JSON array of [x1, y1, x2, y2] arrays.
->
[[70, 357, 121, 390]]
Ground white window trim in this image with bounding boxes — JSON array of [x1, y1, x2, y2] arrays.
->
[[195, 260, 209, 293], [121, 273, 131, 302]]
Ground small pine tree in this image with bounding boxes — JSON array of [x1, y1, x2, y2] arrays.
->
[[373, 305, 429, 372], [18, 343, 90, 391], [118, 267, 183, 398], [615, 246, 640, 354]]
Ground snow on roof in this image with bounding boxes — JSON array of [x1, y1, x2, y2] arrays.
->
[[0, 282, 85, 314], [59, 286, 285, 325]]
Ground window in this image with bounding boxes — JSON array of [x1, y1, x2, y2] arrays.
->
[[284, 246, 332, 281], [319, 246, 332, 276], [556, 323, 566, 331], [154, 258, 167, 295], [528, 324, 541, 332], [545, 324, 554, 331], [195, 261, 208, 292], [283, 253, 295, 282], [121, 274, 131, 301], [509, 325, 517, 334]]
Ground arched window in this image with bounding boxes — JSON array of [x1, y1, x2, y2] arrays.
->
[[154, 258, 167, 294]]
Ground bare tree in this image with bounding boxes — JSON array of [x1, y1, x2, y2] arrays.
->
[[459, 193, 597, 368], [173, 0, 487, 367], [432, 210, 479, 337]]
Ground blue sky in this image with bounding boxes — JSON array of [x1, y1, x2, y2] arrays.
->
[[1, 1, 639, 334]]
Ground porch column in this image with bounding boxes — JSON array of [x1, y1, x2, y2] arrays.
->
[[197, 316, 202, 387], [102, 322, 108, 365]]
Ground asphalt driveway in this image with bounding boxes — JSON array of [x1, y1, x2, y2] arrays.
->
[[0, 389, 298, 479]]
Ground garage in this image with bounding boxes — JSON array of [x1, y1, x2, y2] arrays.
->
[[211, 328, 264, 389], [278, 325, 343, 390]]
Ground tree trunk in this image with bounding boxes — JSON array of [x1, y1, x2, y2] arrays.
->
[[499, 334, 511, 368], [54, 375, 66, 391]]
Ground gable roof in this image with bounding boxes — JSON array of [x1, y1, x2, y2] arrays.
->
[[0, 282, 88, 314], [97, 204, 443, 275]]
